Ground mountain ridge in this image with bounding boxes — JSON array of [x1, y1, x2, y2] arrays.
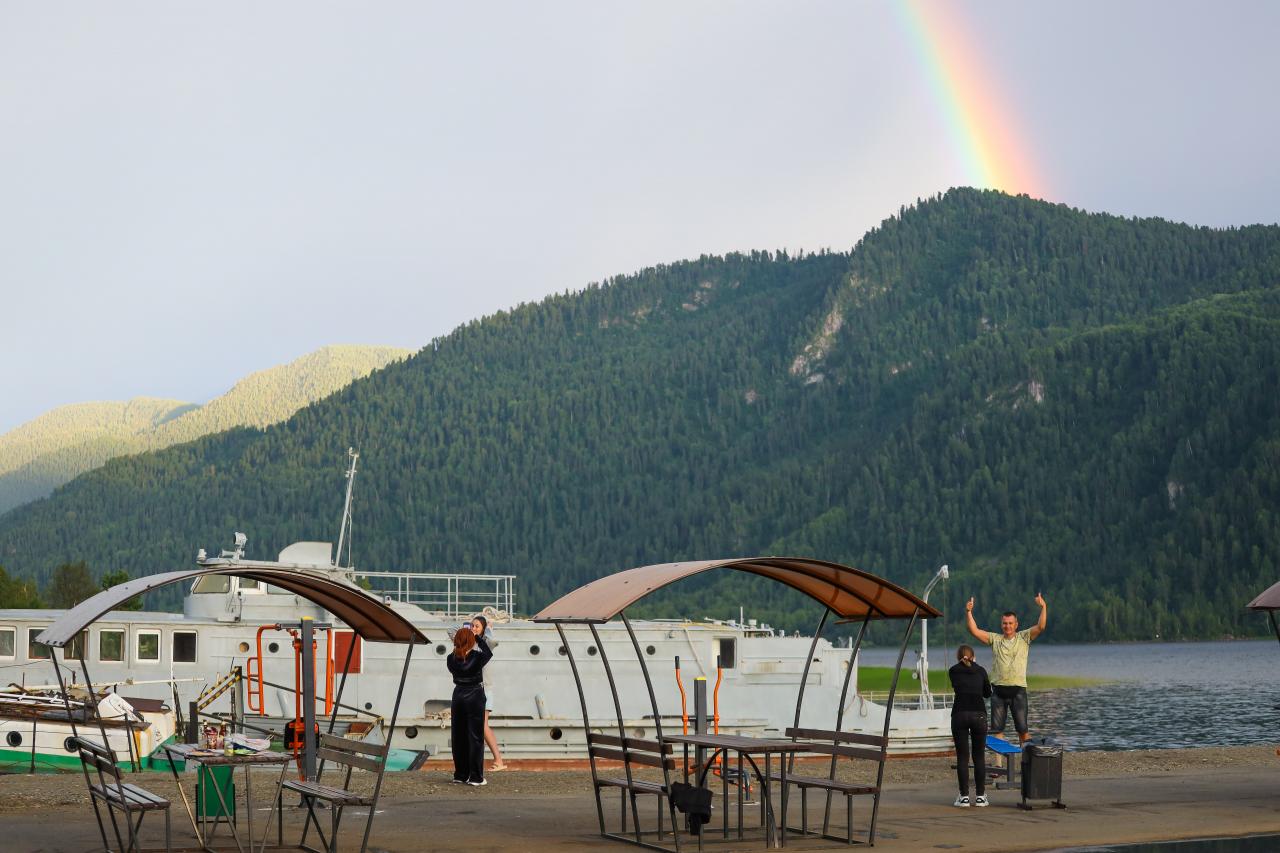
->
[[1, 189, 1277, 641], [0, 344, 412, 515]]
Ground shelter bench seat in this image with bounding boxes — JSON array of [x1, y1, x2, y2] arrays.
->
[[587, 733, 680, 845], [77, 736, 172, 852], [275, 733, 389, 853], [783, 727, 887, 845]]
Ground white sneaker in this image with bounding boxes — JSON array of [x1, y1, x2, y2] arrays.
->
[[467, 778, 487, 786], [974, 794, 989, 807], [953, 794, 970, 808]]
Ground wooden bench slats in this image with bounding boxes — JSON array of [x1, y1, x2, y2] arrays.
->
[[597, 777, 666, 795], [585, 733, 672, 754], [589, 745, 675, 770], [282, 779, 372, 806], [316, 746, 382, 774], [784, 774, 878, 795], [90, 783, 171, 811], [320, 733, 388, 757], [786, 727, 886, 749], [787, 742, 885, 763]]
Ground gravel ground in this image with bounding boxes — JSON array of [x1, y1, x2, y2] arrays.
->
[[1, 745, 1274, 814]]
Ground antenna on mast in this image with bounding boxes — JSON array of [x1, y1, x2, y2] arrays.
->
[[335, 448, 359, 569]]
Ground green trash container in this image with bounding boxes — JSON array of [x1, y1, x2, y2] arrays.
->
[[196, 765, 236, 820]]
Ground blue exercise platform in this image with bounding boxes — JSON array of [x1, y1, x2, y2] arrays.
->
[[985, 736, 1021, 789]]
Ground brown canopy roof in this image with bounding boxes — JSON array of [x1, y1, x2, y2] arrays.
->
[[36, 567, 428, 647], [532, 557, 940, 624], [1246, 580, 1280, 611]]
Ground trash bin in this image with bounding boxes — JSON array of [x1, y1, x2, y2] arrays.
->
[[1019, 738, 1065, 809], [196, 765, 236, 820]]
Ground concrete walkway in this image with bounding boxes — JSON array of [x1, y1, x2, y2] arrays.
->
[[9, 766, 1279, 852]]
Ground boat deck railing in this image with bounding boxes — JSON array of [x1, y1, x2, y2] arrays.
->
[[858, 690, 955, 711], [351, 570, 516, 619]]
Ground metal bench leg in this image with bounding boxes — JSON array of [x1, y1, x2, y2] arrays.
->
[[846, 795, 852, 844], [801, 787, 807, 836], [165, 805, 172, 853]]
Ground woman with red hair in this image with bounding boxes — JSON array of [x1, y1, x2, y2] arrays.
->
[[447, 625, 493, 785]]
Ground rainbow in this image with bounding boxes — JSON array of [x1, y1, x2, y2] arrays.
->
[[894, 0, 1046, 198]]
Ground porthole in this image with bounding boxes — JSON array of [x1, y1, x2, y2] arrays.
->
[[436, 645, 447, 656], [557, 646, 567, 656], [365, 702, 373, 711], [633, 728, 645, 738], [529, 645, 540, 655], [268, 642, 280, 654], [6, 731, 22, 747], [549, 727, 564, 740], [645, 645, 656, 656], [405, 726, 419, 740], [587, 646, 598, 656], [238, 642, 250, 653], [65, 737, 79, 753]]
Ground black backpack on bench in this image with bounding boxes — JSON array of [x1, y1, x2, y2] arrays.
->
[[668, 782, 713, 834]]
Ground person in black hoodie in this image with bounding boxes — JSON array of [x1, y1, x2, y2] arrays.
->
[[447, 625, 493, 786], [948, 644, 992, 807]]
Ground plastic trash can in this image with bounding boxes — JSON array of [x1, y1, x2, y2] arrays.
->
[[1019, 738, 1065, 810]]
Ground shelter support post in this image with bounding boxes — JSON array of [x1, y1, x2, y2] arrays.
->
[[622, 612, 681, 849], [300, 618, 317, 781], [52, 659, 113, 852], [823, 611, 872, 835], [789, 607, 830, 772], [591, 623, 642, 842], [557, 623, 607, 837], [1270, 612, 1280, 647], [867, 608, 920, 846], [357, 637, 414, 853]]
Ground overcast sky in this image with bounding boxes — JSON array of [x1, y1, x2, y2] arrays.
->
[[2, 1, 1277, 433]]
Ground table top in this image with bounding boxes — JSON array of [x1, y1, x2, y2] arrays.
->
[[664, 733, 810, 753], [163, 742, 294, 765]]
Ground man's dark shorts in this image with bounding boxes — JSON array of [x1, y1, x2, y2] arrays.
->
[[990, 685, 1028, 736]]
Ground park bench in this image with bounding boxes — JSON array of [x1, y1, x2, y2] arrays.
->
[[587, 732, 681, 847], [783, 727, 887, 845], [267, 733, 389, 853], [76, 736, 172, 853]]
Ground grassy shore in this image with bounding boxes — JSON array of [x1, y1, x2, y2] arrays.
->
[[857, 666, 1101, 693]]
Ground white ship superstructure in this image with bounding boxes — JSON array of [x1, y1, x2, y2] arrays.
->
[[0, 539, 951, 763]]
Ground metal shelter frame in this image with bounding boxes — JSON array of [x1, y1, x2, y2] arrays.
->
[[35, 567, 427, 853], [532, 557, 940, 850], [1246, 581, 1280, 646]]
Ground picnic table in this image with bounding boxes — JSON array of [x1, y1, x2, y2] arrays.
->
[[665, 732, 811, 849], [161, 742, 295, 853]]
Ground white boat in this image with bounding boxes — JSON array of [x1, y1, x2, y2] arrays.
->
[[0, 455, 951, 764], [0, 689, 177, 773]]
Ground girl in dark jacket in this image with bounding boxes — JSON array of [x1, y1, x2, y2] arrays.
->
[[447, 625, 493, 785], [948, 644, 992, 807]]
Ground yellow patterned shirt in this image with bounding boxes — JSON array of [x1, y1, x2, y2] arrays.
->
[[986, 628, 1033, 687]]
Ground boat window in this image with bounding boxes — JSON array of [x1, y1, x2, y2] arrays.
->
[[173, 630, 197, 663], [239, 578, 261, 592], [192, 575, 231, 594], [28, 628, 51, 660], [136, 630, 160, 662], [267, 584, 291, 595], [99, 629, 124, 663], [715, 638, 737, 670], [66, 631, 89, 661], [0, 627, 14, 660]]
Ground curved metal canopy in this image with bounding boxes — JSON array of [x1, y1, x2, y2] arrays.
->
[[36, 567, 428, 647], [1246, 580, 1280, 611], [531, 557, 941, 624]]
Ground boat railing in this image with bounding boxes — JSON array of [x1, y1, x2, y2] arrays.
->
[[859, 690, 955, 711], [350, 570, 516, 619]]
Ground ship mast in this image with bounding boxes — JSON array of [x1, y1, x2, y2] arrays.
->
[[334, 448, 359, 569]]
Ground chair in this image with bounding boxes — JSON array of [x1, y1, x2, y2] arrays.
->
[[75, 736, 172, 853], [270, 733, 389, 853], [587, 732, 681, 850], [782, 727, 887, 845]]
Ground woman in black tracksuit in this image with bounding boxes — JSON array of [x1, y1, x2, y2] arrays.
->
[[447, 625, 493, 785], [948, 644, 992, 807]]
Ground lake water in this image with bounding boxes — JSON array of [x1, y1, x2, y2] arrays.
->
[[858, 639, 1280, 751]]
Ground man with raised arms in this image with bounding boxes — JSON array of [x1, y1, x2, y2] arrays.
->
[[965, 593, 1047, 743]]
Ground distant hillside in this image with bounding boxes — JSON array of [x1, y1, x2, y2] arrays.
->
[[1, 190, 1277, 641], [0, 345, 411, 515]]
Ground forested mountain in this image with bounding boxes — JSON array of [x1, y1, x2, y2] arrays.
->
[[0, 345, 410, 515], [1, 189, 1277, 642]]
